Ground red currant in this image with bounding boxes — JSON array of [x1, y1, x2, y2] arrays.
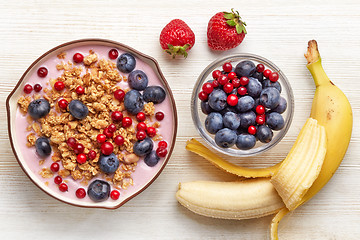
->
[[158, 141, 167, 148], [227, 94, 238, 106], [54, 81, 65, 91], [156, 147, 168, 157], [77, 153, 87, 164], [269, 72, 279, 82], [223, 83, 233, 93], [198, 91, 208, 101], [75, 86, 85, 95], [58, 99, 68, 110], [147, 127, 156, 137], [237, 86, 247, 96], [256, 115, 265, 125], [37, 67, 48, 77], [34, 84, 42, 92], [23, 84, 33, 94], [211, 80, 219, 88], [59, 183, 68, 192], [202, 83, 214, 94], [218, 75, 228, 85], [256, 105, 265, 115], [155, 112, 164, 121], [212, 70, 222, 79], [110, 190, 120, 200], [50, 162, 60, 172], [73, 143, 84, 154], [136, 130, 147, 140], [114, 135, 124, 146], [108, 49, 119, 60], [256, 64, 265, 73], [111, 111, 123, 122], [103, 128, 114, 139], [107, 124, 117, 133], [88, 150, 97, 160], [137, 122, 147, 131], [222, 62, 232, 73], [97, 134, 106, 143], [101, 142, 114, 155], [232, 78, 241, 88], [136, 112, 146, 122], [54, 176, 62, 185], [122, 117, 132, 128], [67, 137, 76, 148], [73, 53, 84, 63], [76, 188, 86, 199], [114, 89, 125, 101], [240, 76, 249, 86], [228, 72, 237, 80], [248, 125, 257, 135], [263, 69, 272, 78]]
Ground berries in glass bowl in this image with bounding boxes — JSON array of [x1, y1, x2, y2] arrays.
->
[[191, 54, 294, 157]]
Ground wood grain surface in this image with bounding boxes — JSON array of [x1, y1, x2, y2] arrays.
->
[[1, 0, 359, 239]]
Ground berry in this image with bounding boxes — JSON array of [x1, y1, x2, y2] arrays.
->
[[103, 128, 114, 138], [34, 84, 42, 92], [137, 122, 147, 131], [256, 114, 265, 125], [136, 130, 147, 141], [228, 72, 237, 80], [198, 91, 208, 101], [143, 86, 166, 104], [58, 99, 68, 110], [122, 117, 132, 128], [239, 111, 256, 129], [124, 90, 144, 114], [236, 134, 256, 150], [68, 100, 88, 120], [212, 70, 222, 79], [212, 80, 219, 88], [223, 112, 240, 130], [88, 150, 97, 160], [114, 135, 124, 146], [207, 9, 246, 51], [256, 64, 265, 73], [239, 76, 249, 85], [67, 137, 76, 148], [248, 125, 257, 135], [73, 143, 84, 155], [215, 128, 237, 148], [201, 101, 213, 114], [263, 69, 272, 78], [257, 125, 273, 143], [218, 75, 228, 85], [146, 127, 156, 137], [223, 83, 233, 93], [205, 112, 223, 134], [111, 111, 123, 122], [208, 89, 227, 111], [236, 96, 255, 112], [256, 105, 265, 115], [59, 183, 68, 192], [88, 180, 110, 202], [50, 162, 60, 172], [262, 79, 282, 93], [222, 62, 232, 72], [247, 77, 262, 98], [144, 151, 160, 167], [237, 86, 247, 95], [75, 86, 85, 95], [158, 141, 168, 148], [24, 84, 33, 94], [35, 137, 52, 157], [202, 82, 214, 94], [155, 111, 165, 121], [114, 89, 125, 101], [77, 153, 87, 164], [235, 61, 256, 77], [97, 134, 106, 143], [37, 67, 48, 77], [110, 190, 120, 200], [54, 81, 65, 91], [231, 78, 241, 88], [136, 112, 146, 122], [133, 138, 153, 156], [76, 188, 86, 199], [159, 19, 195, 58], [260, 87, 280, 109], [107, 124, 117, 133], [252, 71, 264, 82], [156, 147, 168, 157], [108, 49, 119, 60], [54, 176, 62, 185], [266, 112, 285, 130], [117, 53, 136, 73], [227, 94, 238, 106], [269, 72, 279, 82], [272, 97, 287, 114], [73, 53, 84, 63], [99, 153, 119, 173], [101, 142, 114, 155], [128, 70, 148, 91], [28, 99, 50, 119]]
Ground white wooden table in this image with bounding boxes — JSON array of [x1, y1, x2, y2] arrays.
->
[[1, 0, 359, 239]]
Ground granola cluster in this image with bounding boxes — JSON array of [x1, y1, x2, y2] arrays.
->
[[18, 51, 160, 190]]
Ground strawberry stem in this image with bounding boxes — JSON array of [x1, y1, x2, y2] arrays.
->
[[223, 8, 247, 34], [165, 44, 190, 58]]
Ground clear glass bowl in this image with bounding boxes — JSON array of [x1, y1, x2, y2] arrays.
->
[[191, 53, 294, 157]]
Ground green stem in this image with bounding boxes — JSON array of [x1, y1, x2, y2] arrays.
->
[[307, 59, 331, 87]]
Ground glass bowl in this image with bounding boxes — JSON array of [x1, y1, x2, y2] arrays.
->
[[191, 53, 294, 157]]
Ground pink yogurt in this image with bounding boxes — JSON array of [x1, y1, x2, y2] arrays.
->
[[16, 44, 175, 204]]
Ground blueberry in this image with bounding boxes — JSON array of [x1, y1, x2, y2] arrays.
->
[[236, 96, 255, 112], [259, 87, 280, 109], [117, 53, 136, 73], [68, 100, 89, 120], [144, 150, 160, 167], [133, 138, 153, 156], [223, 112, 240, 130], [236, 134, 256, 150], [239, 111, 256, 129], [87, 180, 110, 202], [247, 77, 262, 98], [205, 112, 223, 134], [219, 106, 237, 115], [272, 97, 287, 113], [143, 86, 166, 104], [128, 70, 148, 90], [252, 98, 260, 111], [201, 101, 213, 114], [28, 99, 50, 120], [266, 112, 285, 130], [262, 79, 282, 93], [256, 125, 273, 143], [124, 90, 144, 114], [215, 128, 237, 148], [35, 137, 51, 157], [208, 89, 227, 111], [235, 60, 256, 77], [251, 71, 264, 82], [98, 153, 119, 174]]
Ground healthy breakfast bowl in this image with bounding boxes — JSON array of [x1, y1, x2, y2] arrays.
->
[[191, 54, 294, 157], [6, 39, 178, 209]]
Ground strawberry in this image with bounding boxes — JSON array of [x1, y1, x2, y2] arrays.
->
[[207, 9, 247, 51], [160, 19, 195, 58]]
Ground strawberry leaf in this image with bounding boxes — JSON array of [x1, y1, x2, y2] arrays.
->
[[226, 20, 236, 26], [223, 13, 233, 20]]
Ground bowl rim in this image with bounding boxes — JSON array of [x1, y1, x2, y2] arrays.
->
[[6, 38, 178, 209], [191, 53, 294, 157]]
